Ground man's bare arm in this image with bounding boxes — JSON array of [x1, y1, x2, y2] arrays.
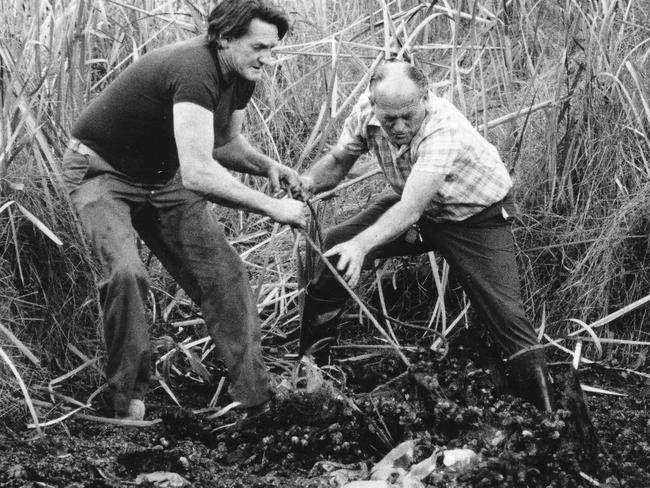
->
[[173, 102, 305, 226], [300, 146, 360, 195], [213, 110, 272, 175], [352, 170, 438, 251], [324, 170, 441, 286], [213, 110, 301, 193]]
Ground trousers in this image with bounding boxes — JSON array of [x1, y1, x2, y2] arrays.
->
[[308, 191, 539, 357], [62, 143, 271, 415]]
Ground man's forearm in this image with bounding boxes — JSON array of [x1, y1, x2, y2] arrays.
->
[[354, 201, 421, 253], [354, 167, 443, 252], [213, 135, 274, 176], [182, 159, 276, 214], [304, 150, 357, 193]]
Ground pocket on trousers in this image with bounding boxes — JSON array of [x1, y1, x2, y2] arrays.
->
[[61, 149, 91, 193]]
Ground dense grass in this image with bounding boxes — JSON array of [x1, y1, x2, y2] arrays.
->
[[1, 0, 649, 424]]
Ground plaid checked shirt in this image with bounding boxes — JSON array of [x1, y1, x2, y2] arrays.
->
[[335, 93, 512, 222]]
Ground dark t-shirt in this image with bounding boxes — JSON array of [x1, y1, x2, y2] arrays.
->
[[72, 35, 255, 183]]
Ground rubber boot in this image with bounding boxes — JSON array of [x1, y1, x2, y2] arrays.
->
[[506, 348, 555, 413], [554, 364, 600, 471], [508, 349, 600, 471], [298, 291, 345, 366]]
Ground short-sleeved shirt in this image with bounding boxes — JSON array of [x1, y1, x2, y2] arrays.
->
[[71, 35, 255, 183], [336, 93, 512, 222]]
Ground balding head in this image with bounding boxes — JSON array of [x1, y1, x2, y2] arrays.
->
[[367, 60, 429, 146], [368, 60, 429, 105]]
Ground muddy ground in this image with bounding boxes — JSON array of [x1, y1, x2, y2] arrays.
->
[[1, 323, 649, 488]]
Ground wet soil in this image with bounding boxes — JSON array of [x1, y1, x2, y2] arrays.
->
[[1, 328, 649, 488]]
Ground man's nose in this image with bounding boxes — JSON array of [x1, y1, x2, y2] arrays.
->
[[393, 119, 406, 132], [259, 49, 274, 65]]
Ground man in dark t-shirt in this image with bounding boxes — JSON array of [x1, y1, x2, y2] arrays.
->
[[62, 0, 304, 421]]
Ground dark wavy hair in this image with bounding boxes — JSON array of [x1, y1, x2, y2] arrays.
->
[[207, 0, 289, 49], [369, 59, 429, 99]]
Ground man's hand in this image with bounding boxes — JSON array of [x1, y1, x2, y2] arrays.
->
[[268, 198, 307, 229], [323, 238, 370, 287], [268, 162, 302, 195], [296, 174, 316, 201]]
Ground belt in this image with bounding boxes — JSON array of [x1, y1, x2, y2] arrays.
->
[[67, 138, 95, 156]]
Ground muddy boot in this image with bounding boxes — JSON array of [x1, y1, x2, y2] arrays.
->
[[298, 290, 344, 366], [554, 364, 600, 471], [506, 348, 555, 413]]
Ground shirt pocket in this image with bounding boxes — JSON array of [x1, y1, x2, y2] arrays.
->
[[436, 171, 458, 202]]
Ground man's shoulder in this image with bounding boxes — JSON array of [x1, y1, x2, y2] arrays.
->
[[422, 95, 471, 133], [426, 95, 463, 119], [143, 36, 226, 95], [150, 35, 207, 53], [145, 36, 212, 66]]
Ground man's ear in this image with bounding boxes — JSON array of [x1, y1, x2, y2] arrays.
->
[[216, 35, 230, 50]]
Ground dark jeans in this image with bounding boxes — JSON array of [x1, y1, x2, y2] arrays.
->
[[309, 191, 538, 357], [62, 146, 271, 415]]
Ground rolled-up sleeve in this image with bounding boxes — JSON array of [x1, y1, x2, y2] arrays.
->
[[335, 97, 371, 156]]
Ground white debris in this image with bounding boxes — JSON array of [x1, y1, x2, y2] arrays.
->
[[442, 448, 480, 471], [489, 429, 506, 446], [134, 472, 190, 487], [370, 440, 415, 481], [344, 482, 392, 488], [336, 442, 480, 488], [407, 452, 439, 480]]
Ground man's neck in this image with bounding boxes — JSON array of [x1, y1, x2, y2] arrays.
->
[[215, 49, 236, 83]]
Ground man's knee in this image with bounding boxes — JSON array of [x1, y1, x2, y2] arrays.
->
[[104, 261, 150, 292], [211, 258, 253, 299], [201, 263, 256, 315], [226, 258, 250, 284], [322, 226, 351, 251]]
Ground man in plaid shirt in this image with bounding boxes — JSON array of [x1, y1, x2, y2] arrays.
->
[[297, 59, 553, 412]]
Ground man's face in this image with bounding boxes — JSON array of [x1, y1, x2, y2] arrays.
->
[[372, 91, 428, 146], [221, 18, 279, 81]]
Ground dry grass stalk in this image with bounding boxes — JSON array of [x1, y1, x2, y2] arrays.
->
[[73, 413, 162, 428], [0, 321, 40, 367], [0, 345, 42, 437]]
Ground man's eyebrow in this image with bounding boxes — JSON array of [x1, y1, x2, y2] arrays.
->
[[254, 41, 277, 49], [384, 110, 414, 118], [397, 108, 418, 117]]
